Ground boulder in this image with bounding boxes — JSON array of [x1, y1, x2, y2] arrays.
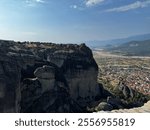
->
[[95, 102, 113, 111], [118, 82, 134, 98]]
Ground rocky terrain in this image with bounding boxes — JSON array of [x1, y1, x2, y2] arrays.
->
[[99, 100, 150, 113], [93, 50, 150, 112], [0, 39, 149, 113], [0, 40, 105, 112]]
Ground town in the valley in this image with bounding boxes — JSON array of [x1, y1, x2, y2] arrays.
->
[[94, 50, 150, 95]]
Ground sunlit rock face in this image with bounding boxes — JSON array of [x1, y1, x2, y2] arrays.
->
[[0, 40, 101, 112]]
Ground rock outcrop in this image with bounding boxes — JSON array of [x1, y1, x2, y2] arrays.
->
[[118, 82, 134, 98], [98, 100, 150, 113], [0, 40, 101, 112], [95, 102, 113, 111]]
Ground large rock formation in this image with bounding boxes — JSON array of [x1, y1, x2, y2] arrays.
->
[[0, 40, 101, 112]]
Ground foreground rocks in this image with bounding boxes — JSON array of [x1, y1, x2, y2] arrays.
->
[[0, 40, 103, 112], [98, 100, 150, 113]]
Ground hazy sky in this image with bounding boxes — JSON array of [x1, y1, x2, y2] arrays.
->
[[0, 0, 150, 43]]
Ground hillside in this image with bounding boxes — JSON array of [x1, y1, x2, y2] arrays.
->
[[86, 33, 150, 48], [106, 39, 150, 56]]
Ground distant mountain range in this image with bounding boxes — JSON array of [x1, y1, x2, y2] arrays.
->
[[86, 33, 150, 48], [106, 39, 150, 56]]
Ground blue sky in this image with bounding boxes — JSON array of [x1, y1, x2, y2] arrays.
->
[[0, 0, 150, 43]]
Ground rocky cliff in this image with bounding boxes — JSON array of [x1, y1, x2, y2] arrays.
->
[[0, 40, 102, 112]]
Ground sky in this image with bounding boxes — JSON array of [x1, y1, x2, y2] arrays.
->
[[0, 0, 150, 43]]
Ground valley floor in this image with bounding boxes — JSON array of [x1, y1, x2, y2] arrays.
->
[[93, 50, 150, 95], [94, 50, 150, 112]]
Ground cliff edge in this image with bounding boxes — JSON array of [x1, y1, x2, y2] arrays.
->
[[0, 40, 102, 112]]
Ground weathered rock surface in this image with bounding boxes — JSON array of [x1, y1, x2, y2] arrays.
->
[[95, 102, 113, 111], [118, 82, 134, 98], [0, 40, 102, 112], [98, 100, 150, 113]]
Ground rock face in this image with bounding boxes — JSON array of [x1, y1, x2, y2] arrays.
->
[[0, 54, 21, 112], [0, 40, 101, 112], [118, 82, 134, 98]]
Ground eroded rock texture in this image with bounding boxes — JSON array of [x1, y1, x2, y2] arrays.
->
[[0, 40, 101, 112]]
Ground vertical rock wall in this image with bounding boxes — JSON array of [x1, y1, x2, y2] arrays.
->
[[0, 41, 101, 112]]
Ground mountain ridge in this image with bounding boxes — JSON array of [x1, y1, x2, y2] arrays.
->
[[85, 33, 150, 48], [106, 39, 150, 56]]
